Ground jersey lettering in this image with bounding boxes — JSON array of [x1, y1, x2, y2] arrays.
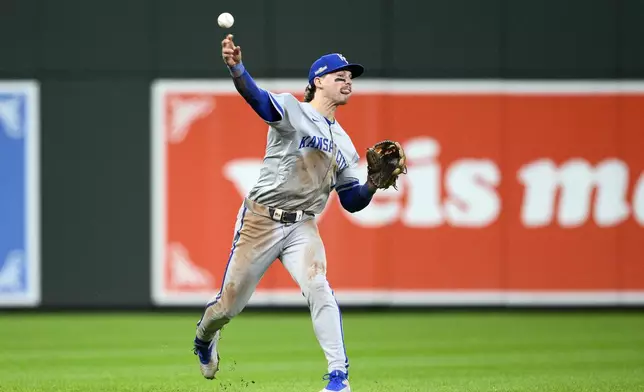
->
[[248, 92, 360, 213], [298, 135, 350, 171]]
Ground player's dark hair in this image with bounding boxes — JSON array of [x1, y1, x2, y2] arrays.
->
[[304, 84, 316, 102]]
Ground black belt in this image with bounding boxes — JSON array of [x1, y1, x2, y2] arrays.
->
[[268, 207, 313, 223]]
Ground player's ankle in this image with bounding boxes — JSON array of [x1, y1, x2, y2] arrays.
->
[[194, 336, 211, 346]]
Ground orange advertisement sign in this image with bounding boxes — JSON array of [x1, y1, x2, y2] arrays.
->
[[151, 80, 644, 306]]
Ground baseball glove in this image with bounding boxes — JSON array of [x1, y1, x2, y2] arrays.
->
[[366, 140, 407, 190]]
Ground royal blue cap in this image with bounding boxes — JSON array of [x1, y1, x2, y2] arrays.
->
[[308, 53, 364, 86]]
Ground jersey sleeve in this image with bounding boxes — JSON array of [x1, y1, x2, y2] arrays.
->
[[334, 151, 362, 194], [264, 92, 298, 133], [228, 63, 297, 134], [335, 150, 375, 212]]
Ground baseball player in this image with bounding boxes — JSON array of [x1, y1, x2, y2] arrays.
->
[[192, 34, 406, 392]]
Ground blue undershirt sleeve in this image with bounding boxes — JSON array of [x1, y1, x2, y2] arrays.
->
[[337, 183, 375, 213], [228, 63, 282, 123]]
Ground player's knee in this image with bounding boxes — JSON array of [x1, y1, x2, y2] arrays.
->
[[307, 261, 326, 281], [207, 284, 241, 320]]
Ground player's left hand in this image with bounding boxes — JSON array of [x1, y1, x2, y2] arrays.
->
[[221, 34, 242, 67], [366, 140, 407, 190]]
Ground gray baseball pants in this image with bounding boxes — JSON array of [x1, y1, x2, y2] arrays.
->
[[195, 198, 349, 374]]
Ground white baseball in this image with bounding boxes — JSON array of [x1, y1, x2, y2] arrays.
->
[[218, 12, 234, 29]]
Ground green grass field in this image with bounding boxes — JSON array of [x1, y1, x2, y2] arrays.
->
[[0, 311, 643, 391]]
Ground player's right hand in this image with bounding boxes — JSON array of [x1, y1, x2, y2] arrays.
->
[[221, 34, 242, 67]]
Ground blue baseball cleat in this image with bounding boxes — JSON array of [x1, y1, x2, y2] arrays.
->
[[320, 370, 350, 392], [193, 330, 221, 379]]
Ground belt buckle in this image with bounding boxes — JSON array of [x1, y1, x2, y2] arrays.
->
[[271, 208, 284, 222], [270, 207, 303, 224]]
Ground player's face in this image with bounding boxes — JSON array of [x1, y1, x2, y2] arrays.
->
[[320, 70, 353, 105]]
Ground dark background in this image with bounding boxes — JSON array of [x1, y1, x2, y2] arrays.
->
[[1, 0, 642, 308]]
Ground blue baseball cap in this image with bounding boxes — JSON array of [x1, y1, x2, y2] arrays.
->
[[308, 53, 365, 86]]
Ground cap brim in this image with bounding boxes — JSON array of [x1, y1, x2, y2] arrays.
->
[[308, 63, 365, 85], [339, 63, 365, 79]]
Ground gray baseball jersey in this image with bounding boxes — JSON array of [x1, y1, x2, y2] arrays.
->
[[246, 92, 362, 214]]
